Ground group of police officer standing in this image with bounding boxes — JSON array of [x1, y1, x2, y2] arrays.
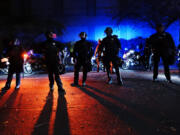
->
[[1, 24, 177, 94]]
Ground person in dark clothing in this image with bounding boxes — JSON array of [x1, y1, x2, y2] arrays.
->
[[72, 32, 93, 87], [149, 24, 176, 83], [41, 31, 65, 94], [1, 38, 24, 90], [98, 27, 123, 85]]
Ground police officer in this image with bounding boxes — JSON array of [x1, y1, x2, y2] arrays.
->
[[98, 27, 123, 85], [1, 38, 24, 90], [149, 24, 176, 83], [72, 32, 93, 87], [42, 31, 65, 94]]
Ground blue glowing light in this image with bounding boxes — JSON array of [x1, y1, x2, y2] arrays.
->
[[124, 48, 128, 51], [166, 20, 180, 46], [34, 17, 179, 51], [60, 19, 157, 41]]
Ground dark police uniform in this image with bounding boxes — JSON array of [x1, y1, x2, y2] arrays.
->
[[42, 39, 64, 91], [4, 45, 24, 89], [149, 32, 176, 81], [99, 35, 122, 84], [73, 39, 93, 84]]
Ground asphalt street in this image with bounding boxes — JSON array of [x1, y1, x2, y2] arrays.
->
[[0, 70, 180, 135]]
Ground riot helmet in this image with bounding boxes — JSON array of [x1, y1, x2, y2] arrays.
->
[[104, 27, 113, 36], [156, 24, 164, 33], [79, 32, 87, 40], [45, 30, 57, 40]]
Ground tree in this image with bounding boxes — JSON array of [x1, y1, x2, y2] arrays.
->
[[0, 17, 65, 49], [114, 0, 180, 29]]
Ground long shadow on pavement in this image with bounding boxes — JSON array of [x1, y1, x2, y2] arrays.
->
[[78, 86, 159, 135], [0, 90, 7, 98], [86, 76, 180, 121], [0, 88, 20, 132], [124, 77, 180, 95], [32, 91, 53, 135], [0, 88, 20, 110], [0, 88, 10, 98], [53, 94, 71, 135], [87, 82, 180, 134], [86, 85, 164, 121]]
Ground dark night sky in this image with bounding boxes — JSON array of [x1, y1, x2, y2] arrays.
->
[[0, 0, 118, 17]]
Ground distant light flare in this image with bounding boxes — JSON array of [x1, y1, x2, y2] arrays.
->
[[23, 53, 29, 59], [1, 58, 8, 63]]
